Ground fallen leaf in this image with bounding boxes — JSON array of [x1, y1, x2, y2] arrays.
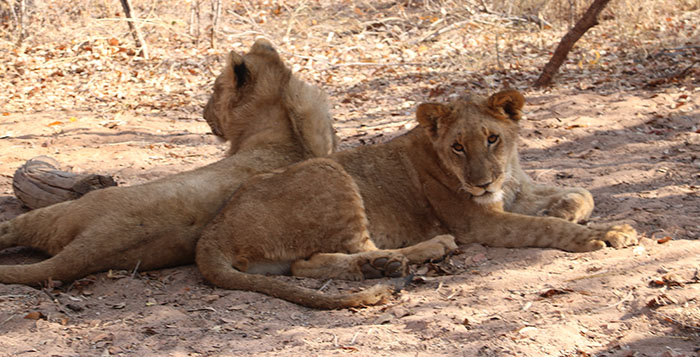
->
[[539, 288, 573, 298], [661, 273, 685, 287], [91, 333, 112, 343], [517, 326, 538, 336], [24, 311, 45, 320], [657, 236, 672, 244], [649, 279, 666, 287], [61, 303, 82, 313], [372, 312, 393, 325], [647, 294, 677, 308], [143, 327, 158, 336], [47, 121, 63, 126]]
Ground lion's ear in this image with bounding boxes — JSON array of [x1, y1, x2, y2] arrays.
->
[[251, 38, 277, 53], [416, 103, 450, 139], [227, 51, 249, 88], [487, 90, 525, 121]]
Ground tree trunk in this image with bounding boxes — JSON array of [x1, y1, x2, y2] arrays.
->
[[16, 0, 26, 46], [210, 0, 222, 48], [119, 0, 149, 59], [533, 0, 611, 87], [13, 157, 117, 209]]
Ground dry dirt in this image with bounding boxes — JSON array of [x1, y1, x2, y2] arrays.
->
[[1, 0, 699, 356]]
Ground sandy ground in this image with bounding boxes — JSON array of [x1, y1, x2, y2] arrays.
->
[[1, 89, 698, 356], [1, 0, 699, 355]]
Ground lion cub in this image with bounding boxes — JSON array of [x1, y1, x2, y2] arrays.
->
[[0, 40, 336, 286], [196, 90, 638, 309]]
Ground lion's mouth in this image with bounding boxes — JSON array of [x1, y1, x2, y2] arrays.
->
[[469, 189, 504, 205]]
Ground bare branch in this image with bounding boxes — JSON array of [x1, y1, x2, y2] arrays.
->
[[534, 0, 612, 88]]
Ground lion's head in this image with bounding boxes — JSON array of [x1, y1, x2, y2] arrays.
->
[[204, 39, 336, 157], [416, 90, 525, 205], [203, 39, 291, 143]]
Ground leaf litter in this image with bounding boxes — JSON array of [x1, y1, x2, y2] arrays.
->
[[0, 0, 699, 355]]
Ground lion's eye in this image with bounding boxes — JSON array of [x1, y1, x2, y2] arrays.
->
[[452, 143, 464, 153], [487, 134, 499, 145]]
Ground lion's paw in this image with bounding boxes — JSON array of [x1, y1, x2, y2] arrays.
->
[[428, 234, 459, 256], [402, 234, 458, 263], [575, 239, 607, 252], [539, 191, 594, 223], [602, 224, 638, 248], [360, 255, 409, 279]]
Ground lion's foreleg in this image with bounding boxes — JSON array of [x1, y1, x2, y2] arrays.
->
[[389, 234, 457, 263], [458, 210, 637, 252]]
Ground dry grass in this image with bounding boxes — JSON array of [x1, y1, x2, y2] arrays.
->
[[0, 0, 697, 126]]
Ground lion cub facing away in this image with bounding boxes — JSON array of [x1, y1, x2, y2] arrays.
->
[[196, 90, 638, 309], [0, 40, 336, 286]]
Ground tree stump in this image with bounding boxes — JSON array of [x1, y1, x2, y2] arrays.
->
[[12, 156, 117, 209]]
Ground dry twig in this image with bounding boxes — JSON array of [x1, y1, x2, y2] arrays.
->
[[534, 0, 612, 87], [120, 0, 149, 59]]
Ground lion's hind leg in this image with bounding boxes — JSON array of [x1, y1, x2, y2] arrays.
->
[[509, 183, 594, 223], [291, 251, 409, 281], [291, 234, 458, 280], [0, 244, 91, 285], [537, 187, 594, 223], [0, 220, 17, 251], [196, 238, 394, 309]]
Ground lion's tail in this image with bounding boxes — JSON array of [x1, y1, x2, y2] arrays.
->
[[196, 243, 393, 310]]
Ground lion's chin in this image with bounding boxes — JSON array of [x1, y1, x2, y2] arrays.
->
[[472, 190, 503, 205]]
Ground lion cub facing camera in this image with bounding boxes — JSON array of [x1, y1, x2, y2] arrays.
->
[[196, 90, 638, 309]]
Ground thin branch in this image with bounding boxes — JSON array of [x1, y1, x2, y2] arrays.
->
[[411, 19, 471, 44], [119, 0, 149, 59], [320, 61, 428, 71], [651, 310, 700, 332], [534, 0, 612, 87], [210, 0, 222, 48]]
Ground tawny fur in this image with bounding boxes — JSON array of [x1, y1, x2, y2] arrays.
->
[[196, 90, 638, 309], [0, 40, 336, 286]]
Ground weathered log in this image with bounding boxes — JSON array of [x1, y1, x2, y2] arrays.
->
[[12, 156, 117, 209]]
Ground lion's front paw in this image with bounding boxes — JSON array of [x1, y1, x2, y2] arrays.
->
[[602, 224, 638, 248], [429, 234, 459, 257], [360, 254, 409, 279], [401, 234, 458, 263]]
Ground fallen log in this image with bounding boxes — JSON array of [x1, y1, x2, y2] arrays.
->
[[13, 156, 117, 209]]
